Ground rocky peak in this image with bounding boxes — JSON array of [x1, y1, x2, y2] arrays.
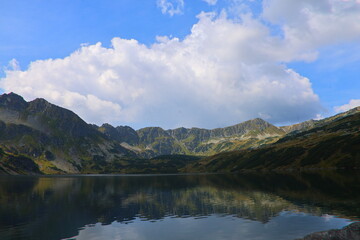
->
[[0, 93, 98, 138], [27, 98, 52, 112], [212, 118, 281, 138], [137, 127, 171, 145], [100, 123, 115, 130], [280, 119, 318, 133], [115, 126, 139, 145], [99, 123, 119, 140], [165, 118, 283, 146], [27, 98, 85, 126], [237, 118, 273, 129], [166, 127, 189, 140], [0, 92, 28, 111], [99, 124, 139, 145]]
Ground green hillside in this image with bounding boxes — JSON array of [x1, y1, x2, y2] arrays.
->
[[0, 92, 358, 175], [100, 118, 286, 157], [187, 109, 360, 172], [0, 93, 136, 174]]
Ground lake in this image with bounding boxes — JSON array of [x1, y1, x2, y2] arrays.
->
[[0, 171, 359, 240]]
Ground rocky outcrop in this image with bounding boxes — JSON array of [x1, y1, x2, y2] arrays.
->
[[137, 127, 186, 156], [104, 118, 286, 157], [99, 124, 139, 145], [167, 118, 284, 142], [281, 119, 318, 133], [296, 222, 360, 240]]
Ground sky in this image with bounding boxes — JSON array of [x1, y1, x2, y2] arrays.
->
[[0, 0, 359, 130]]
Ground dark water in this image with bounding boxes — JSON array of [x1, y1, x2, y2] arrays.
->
[[0, 171, 359, 240]]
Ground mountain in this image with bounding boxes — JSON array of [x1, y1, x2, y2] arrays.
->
[[0, 92, 358, 175], [187, 107, 360, 172], [0, 93, 136, 174], [280, 119, 318, 133], [280, 107, 360, 133], [99, 118, 286, 157], [98, 123, 139, 145]]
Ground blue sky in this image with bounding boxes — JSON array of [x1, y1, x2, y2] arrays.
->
[[0, 0, 359, 129], [0, 0, 214, 70]]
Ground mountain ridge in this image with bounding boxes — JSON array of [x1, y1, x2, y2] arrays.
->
[[0, 92, 136, 174], [100, 116, 286, 157], [0, 92, 358, 174], [187, 109, 360, 172]]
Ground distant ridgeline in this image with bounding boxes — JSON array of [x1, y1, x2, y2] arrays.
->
[[0, 92, 359, 174]]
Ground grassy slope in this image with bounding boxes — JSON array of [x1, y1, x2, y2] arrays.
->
[[0, 93, 358, 175], [185, 111, 360, 172], [2, 110, 358, 175], [132, 119, 286, 157], [0, 148, 42, 175], [0, 94, 138, 174]]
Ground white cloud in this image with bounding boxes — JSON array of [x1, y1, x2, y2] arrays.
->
[[262, 0, 360, 61], [157, 0, 184, 16], [6, 58, 20, 71], [334, 99, 360, 113], [202, 0, 217, 6], [2, 1, 359, 129], [0, 10, 325, 129], [6, 0, 360, 129]]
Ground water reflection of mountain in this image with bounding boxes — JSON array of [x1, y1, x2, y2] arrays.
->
[[0, 171, 359, 240]]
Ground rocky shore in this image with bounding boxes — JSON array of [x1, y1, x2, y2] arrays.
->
[[296, 222, 360, 240]]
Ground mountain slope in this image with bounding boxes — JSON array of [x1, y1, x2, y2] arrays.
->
[[1, 92, 358, 175], [0, 93, 136, 174], [187, 109, 360, 172], [0, 148, 41, 175], [280, 106, 360, 133], [101, 118, 286, 157]]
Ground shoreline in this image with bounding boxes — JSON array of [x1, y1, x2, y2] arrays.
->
[[296, 222, 360, 240]]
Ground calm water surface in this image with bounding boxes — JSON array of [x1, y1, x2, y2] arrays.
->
[[0, 172, 359, 240]]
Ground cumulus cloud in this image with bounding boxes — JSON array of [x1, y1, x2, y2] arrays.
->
[[202, 0, 217, 6], [157, 0, 184, 16], [3, 0, 360, 129], [334, 99, 360, 113], [0, 11, 322, 129], [262, 0, 360, 61]]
